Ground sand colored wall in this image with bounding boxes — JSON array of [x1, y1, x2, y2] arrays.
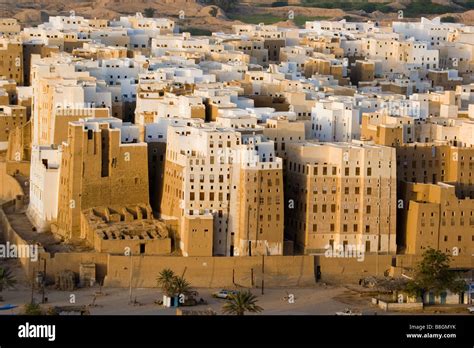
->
[[159, 159, 185, 219], [235, 167, 284, 256], [181, 214, 213, 257], [6, 120, 31, 164], [57, 122, 149, 240], [400, 182, 474, 256], [317, 254, 394, 283], [0, 162, 24, 201], [2, 203, 472, 288], [0, 41, 23, 85], [5, 161, 30, 177], [104, 254, 315, 288], [317, 253, 474, 284], [397, 144, 474, 190], [361, 114, 403, 147], [1, 200, 315, 288], [286, 142, 397, 254], [0, 201, 39, 275], [38, 252, 109, 283], [0, 205, 109, 281], [0, 106, 27, 142]]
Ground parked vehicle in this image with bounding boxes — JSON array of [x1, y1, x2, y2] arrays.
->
[[467, 306, 474, 314], [212, 289, 238, 299], [336, 308, 362, 316], [181, 297, 208, 306], [0, 304, 17, 311], [48, 305, 90, 315]]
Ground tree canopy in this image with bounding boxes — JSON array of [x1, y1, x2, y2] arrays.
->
[[143, 8, 156, 18], [156, 268, 192, 297], [405, 248, 467, 298]]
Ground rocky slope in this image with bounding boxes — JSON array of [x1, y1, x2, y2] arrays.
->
[[3, 0, 474, 31]]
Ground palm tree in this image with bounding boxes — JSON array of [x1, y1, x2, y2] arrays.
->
[[143, 7, 156, 18], [0, 267, 16, 293], [222, 290, 263, 316], [156, 268, 175, 297], [172, 275, 191, 297]]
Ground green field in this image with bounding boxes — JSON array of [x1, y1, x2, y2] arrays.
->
[[180, 27, 213, 36], [298, 0, 391, 13], [227, 13, 287, 25], [300, 0, 459, 17]]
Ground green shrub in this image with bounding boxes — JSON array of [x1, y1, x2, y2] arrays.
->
[[181, 27, 213, 36], [272, 1, 289, 7], [24, 303, 42, 315], [143, 8, 156, 18], [441, 16, 457, 23]]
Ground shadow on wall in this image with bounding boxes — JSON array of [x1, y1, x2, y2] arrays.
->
[[0, 161, 24, 202]]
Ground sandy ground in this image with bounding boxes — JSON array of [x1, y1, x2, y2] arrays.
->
[[0, 222, 470, 316], [0, 247, 470, 315], [0, 283, 386, 315], [0, 248, 383, 315]]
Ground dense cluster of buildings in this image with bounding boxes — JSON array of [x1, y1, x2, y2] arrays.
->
[[1, 14, 474, 259]]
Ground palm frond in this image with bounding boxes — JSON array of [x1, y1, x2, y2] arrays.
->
[[0, 267, 16, 292], [222, 290, 263, 315]]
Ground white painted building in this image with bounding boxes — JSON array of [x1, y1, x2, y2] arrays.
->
[[392, 17, 462, 48], [27, 145, 61, 232], [311, 97, 361, 142]]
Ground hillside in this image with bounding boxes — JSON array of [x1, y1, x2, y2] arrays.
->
[[3, 0, 474, 32]]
